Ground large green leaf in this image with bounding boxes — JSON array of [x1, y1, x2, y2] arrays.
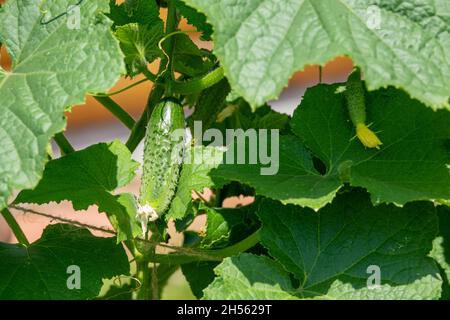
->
[[0, 0, 124, 209], [212, 84, 450, 209], [203, 253, 299, 300], [257, 190, 441, 299], [183, 0, 450, 109], [0, 224, 129, 299], [14, 141, 141, 242]]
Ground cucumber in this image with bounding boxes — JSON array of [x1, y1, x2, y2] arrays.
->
[[137, 98, 185, 233], [344, 70, 382, 149]]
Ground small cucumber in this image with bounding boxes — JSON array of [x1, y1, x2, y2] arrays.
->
[[137, 98, 185, 233], [345, 70, 382, 149]]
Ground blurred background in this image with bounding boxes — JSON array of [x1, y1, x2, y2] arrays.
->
[[0, 0, 353, 299]]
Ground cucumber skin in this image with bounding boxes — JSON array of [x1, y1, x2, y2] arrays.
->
[[139, 99, 185, 216], [345, 70, 366, 126]]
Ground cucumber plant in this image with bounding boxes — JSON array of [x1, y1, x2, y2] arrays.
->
[[0, 0, 449, 301]]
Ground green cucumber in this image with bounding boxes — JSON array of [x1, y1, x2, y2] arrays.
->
[[344, 69, 382, 149], [137, 98, 185, 233]]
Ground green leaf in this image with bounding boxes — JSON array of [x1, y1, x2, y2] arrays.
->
[[0, 224, 129, 299], [115, 22, 164, 76], [212, 134, 340, 210], [173, 0, 213, 41], [15, 141, 141, 242], [173, 35, 215, 78], [258, 190, 441, 299], [215, 103, 290, 131], [166, 145, 225, 220], [108, 0, 160, 27], [200, 203, 260, 249], [183, 0, 450, 110], [187, 78, 231, 132], [213, 84, 450, 209], [203, 253, 299, 299], [181, 261, 219, 299], [0, 0, 124, 210]]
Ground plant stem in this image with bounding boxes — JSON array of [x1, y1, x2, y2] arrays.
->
[[126, 84, 165, 152], [91, 78, 149, 97], [94, 96, 136, 130], [142, 67, 158, 82], [152, 229, 261, 264], [54, 133, 75, 155], [163, 0, 179, 94], [135, 258, 152, 300], [171, 66, 225, 95], [1, 208, 30, 246]]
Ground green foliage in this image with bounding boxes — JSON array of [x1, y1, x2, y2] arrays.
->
[[0, 224, 129, 299], [108, 0, 160, 27], [206, 190, 442, 299], [183, 0, 450, 110], [212, 84, 450, 209], [15, 141, 141, 242], [166, 145, 225, 220], [0, 0, 124, 210], [115, 22, 164, 76]]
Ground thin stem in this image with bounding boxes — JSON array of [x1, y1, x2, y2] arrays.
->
[[171, 66, 225, 95], [126, 84, 165, 152], [54, 133, 75, 155], [152, 229, 261, 264], [91, 78, 149, 97], [1, 208, 30, 246], [163, 0, 179, 93], [142, 67, 158, 82], [94, 96, 136, 130]]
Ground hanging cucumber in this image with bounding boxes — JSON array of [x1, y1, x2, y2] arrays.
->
[[137, 98, 186, 235], [345, 69, 382, 149]]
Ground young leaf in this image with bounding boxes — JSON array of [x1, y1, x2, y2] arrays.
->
[[0, 0, 124, 210], [212, 84, 450, 209], [183, 0, 450, 110], [257, 190, 441, 299], [0, 224, 129, 299], [203, 253, 299, 300], [115, 22, 164, 76], [14, 141, 141, 242]]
